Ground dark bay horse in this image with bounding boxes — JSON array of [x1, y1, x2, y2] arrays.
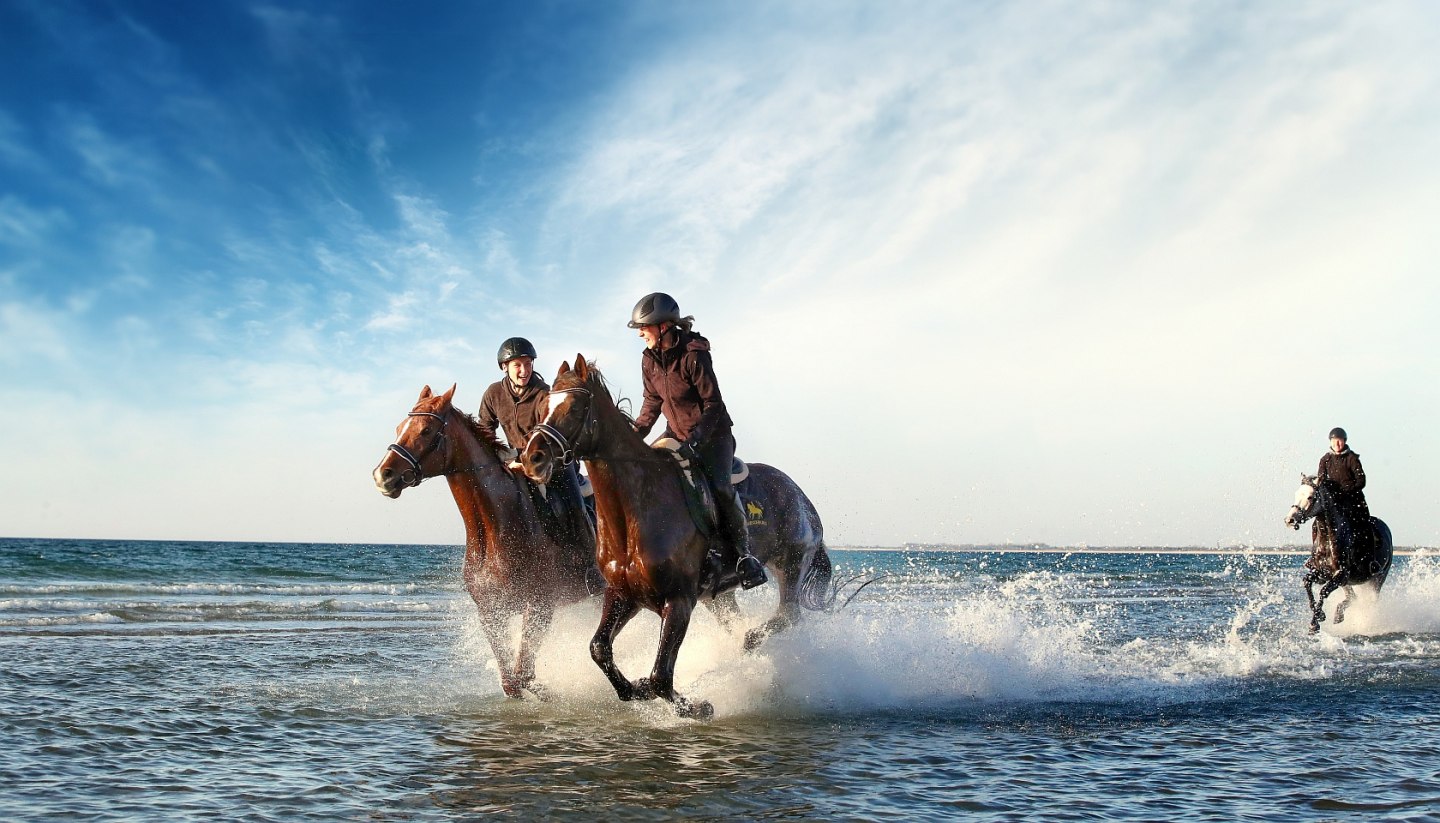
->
[[1284, 473, 1393, 633], [521, 355, 834, 718], [372, 385, 600, 698]]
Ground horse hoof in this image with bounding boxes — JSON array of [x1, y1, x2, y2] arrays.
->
[[676, 698, 714, 720], [743, 629, 765, 653], [525, 682, 553, 702], [631, 678, 658, 701]]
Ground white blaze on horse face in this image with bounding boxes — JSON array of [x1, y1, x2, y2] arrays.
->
[[1293, 484, 1314, 510], [541, 390, 573, 424], [398, 414, 421, 444]]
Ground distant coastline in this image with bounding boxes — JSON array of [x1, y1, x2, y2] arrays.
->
[[830, 544, 1436, 556], [1, 536, 1433, 556]]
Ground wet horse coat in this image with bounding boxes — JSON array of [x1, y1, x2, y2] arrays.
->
[[372, 385, 599, 697], [522, 356, 834, 717], [1285, 474, 1393, 633]]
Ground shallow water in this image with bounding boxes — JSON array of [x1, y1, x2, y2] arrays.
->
[[4, 539, 1440, 820]]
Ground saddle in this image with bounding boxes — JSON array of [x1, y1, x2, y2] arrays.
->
[[651, 437, 748, 486], [651, 438, 759, 595]]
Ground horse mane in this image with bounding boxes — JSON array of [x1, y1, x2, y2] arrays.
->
[[555, 360, 637, 426], [448, 406, 505, 460]]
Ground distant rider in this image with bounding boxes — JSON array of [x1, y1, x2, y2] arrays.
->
[[1316, 426, 1371, 559], [628, 293, 767, 589], [478, 337, 595, 543]]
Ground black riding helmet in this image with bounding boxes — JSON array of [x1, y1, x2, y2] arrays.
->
[[627, 292, 681, 328], [1328, 427, 1348, 441], [496, 337, 538, 369]]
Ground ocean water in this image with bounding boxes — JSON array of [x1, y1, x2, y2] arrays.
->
[[4, 538, 1440, 821]]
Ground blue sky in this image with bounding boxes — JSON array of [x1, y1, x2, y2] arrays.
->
[[3, 0, 1438, 547]]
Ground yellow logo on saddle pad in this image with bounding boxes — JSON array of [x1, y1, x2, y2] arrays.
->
[[745, 500, 767, 527]]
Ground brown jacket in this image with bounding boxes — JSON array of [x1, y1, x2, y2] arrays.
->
[[476, 373, 549, 449], [1318, 447, 1368, 513], [633, 327, 733, 446]]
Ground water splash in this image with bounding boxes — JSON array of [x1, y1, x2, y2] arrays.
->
[[428, 553, 1440, 721]]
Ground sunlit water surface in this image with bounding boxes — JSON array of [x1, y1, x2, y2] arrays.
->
[[4, 539, 1440, 820]]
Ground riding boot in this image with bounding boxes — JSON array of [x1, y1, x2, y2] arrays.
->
[[583, 495, 597, 531], [723, 493, 767, 590], [556, 465, 596, 551], [698, 430, 766, 590]]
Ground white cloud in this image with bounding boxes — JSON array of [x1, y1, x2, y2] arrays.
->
[[0, 195, 69, 246], [9, 1, 1439, 548], [0, 300, 74, 369], [533, 0, 1440, 546]]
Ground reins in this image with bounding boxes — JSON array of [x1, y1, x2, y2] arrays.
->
[[527, 387, 598, 466], [387, 409, 508, 487]]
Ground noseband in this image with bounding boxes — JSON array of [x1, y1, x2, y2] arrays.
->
[[528, 387, 596, 466], [387, 411, 447, 487]]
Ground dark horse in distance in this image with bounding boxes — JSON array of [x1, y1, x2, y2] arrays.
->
[[372, 385, 600, 698], [1284, 473, 1393, 633], [522, 356, 835, 718]]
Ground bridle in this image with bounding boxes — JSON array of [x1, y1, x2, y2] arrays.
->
[[386, 411, 448, 488], [1286, 480, 1321, 530], [527, 387, 597, 467]]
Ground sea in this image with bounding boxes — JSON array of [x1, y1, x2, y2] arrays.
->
[[4, 537, 1440, 821]]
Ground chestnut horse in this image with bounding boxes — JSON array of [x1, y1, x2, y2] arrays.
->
[[372, 385, 600, 698], [1284, 473, 1393, 633], [521, 356, 834, 718]]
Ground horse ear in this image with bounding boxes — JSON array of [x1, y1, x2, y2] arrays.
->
[[557, 361, 571, 376], [576, 354, 589, 378], [440, 384, 456, 406], [419, 385, 433, 400]]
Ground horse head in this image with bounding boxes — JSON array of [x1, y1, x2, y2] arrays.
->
[[373, 384, 458, 498], [522, 355, 598, 486], [1284, 473, 1321, 530]]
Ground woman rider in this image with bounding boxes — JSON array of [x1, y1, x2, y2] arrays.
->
[[627, 293, 767, 589], [1317, 426, 1371, 560]]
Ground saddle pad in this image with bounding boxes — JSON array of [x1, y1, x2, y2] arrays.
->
[[651, 437, 748, 484]]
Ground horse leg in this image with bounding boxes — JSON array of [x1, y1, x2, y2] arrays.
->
[[638, 597, 713, 719], [705, 589, 743, 634], [476, 602, 524, 699], [744, 567, 798, 653], [590, 588, 641, 701], [514, 603, 555, 700], [1302, 573, 1323, 634], [1312, 578, 1343, 633], [1332, 586, 1354, 625]]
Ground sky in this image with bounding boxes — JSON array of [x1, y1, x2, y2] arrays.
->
[[2, 0, 1438, 548]]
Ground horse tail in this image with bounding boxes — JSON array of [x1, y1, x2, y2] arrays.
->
[[1370, 518, 1394, 589], [797, 544, 835, 612], [796, 544, 890, 613]]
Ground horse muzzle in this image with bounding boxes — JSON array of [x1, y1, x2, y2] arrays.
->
[[521, 450, 556, 486], [373, 460, 411, 498]]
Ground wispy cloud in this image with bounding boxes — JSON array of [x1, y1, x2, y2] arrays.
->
[[0, 195, 70, 246], [4, 1, 1438, 545]]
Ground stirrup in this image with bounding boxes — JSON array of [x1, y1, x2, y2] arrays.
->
[[737, 555, 767, 590]]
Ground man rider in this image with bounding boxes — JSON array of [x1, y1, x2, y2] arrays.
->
[[628, 293, 767, 590], [477, 337, 594, 543]]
